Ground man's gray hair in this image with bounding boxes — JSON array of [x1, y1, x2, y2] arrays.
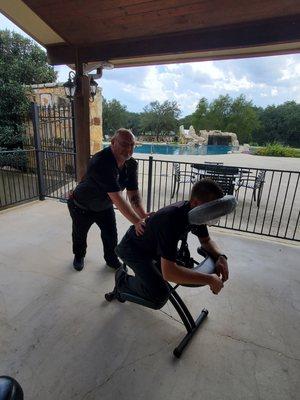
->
[[111, 128, 134, 140]]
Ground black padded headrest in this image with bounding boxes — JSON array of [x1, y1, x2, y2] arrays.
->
[[188, 195, 237, 225]]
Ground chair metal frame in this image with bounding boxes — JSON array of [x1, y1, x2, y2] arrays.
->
[[191, 163, 239, 195], [235, 169, 266, 207], [105, 235, 216, 358], [171, 162, 196, 198]]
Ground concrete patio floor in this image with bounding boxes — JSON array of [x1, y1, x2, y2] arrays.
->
[[0, 200, 299, 400]]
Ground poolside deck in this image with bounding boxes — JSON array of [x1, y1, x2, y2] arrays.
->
[[0, 200, 299, 400]]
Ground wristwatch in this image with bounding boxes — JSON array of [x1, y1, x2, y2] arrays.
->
[[217, 254, 228, 260]]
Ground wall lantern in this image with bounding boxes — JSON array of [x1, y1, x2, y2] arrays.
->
[[63, 71, 98, 102], [89, 77, 98, 102], [63, 71, 76, 100]]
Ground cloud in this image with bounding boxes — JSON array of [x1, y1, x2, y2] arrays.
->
[[189, 61, 225, 80], [279, 57, 300, 81], [1, 12, 300, 116]]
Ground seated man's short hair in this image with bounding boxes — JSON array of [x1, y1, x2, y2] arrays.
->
[[191, 178, 224, 202]]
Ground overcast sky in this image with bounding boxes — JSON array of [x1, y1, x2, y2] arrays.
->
[[1, 13, 300, 117]]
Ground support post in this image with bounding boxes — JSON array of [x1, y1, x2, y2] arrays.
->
[[31, 102, 45, 200], [70, 100, 77, 180], [74, 62, 90, 182]]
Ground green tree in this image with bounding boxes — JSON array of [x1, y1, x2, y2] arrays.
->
[[140, 100, 181, 141], [190, 94, 260, 144], [252, 102, 300, 147], [207, 94, 233, 131], [226, 95, 260, 144], [0, 30, 57, 152], [179, 114, 193, 129], [102, 98, 128, 137], [126, 111, 142, 136], [191, 97, 209, 130]]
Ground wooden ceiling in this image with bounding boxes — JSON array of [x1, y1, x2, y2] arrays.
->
[[3, 0, 300, 67]]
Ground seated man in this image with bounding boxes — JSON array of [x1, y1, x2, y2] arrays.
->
[[113, 178, 229, 309]]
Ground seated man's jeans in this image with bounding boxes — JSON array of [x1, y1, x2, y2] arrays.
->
[[115, 232, 170, 308]]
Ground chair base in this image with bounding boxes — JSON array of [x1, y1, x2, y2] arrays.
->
[[173, 308, 208, 358], [105, 286, 210, 358], [104, 247, 214, 358]]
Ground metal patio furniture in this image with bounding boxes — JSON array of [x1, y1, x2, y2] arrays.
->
[[171, 162, 196, 198], [191, 163, 240, 195], [235, 169, 266, 207]]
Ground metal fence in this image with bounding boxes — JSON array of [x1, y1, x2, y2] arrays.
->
[[136, 157, 300, 242], [26, 103, 76, 200], [1, 127, 299, 241], [0, 149, 39, 208], [0, 103, 76, 209]]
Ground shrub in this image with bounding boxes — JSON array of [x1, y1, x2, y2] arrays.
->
[[255, 142, 299, 157]]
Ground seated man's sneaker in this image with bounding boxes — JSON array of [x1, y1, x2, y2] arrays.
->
[[115, 264, 128, 289], [106, 260, 122, 270], [73, 256, 84, 271]]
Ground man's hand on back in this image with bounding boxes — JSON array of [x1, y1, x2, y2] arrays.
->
[[134, 220, 146, 236]]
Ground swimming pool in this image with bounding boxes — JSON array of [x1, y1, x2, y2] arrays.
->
[[103, 143, 234, 155]]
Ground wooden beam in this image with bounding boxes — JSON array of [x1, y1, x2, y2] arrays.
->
[[47, 15, 300, 66]]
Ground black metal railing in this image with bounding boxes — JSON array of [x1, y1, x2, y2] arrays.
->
[[0, 149, 39, 208], [136, 157, 300, 242], [1, 139, 299, 241], [30, 103, 76, 200]]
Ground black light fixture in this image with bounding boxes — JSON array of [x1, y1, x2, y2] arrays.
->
[[89, 77, 98, 102], [63, 71, 76, 100]]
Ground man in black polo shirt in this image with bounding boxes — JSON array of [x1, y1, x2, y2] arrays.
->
[[113, 179, 229, 308], [68, 128, 147, 271]]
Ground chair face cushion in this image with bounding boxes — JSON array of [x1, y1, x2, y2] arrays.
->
[[188, 195, 237, 225], [180, 252, 216, 287]]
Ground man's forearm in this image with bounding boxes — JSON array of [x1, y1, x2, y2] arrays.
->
[[108, 192, 141, 224], [128, 191, 147, 219], [200, 237, 223, 260], [131, 203, 147, 219], [161, 259, 212, 286]]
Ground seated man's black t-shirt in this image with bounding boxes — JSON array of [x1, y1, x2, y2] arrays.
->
[[74, 146, 138, 211], [126, 201, 209, 262]]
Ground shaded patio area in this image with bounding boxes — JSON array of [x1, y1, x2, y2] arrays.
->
[[0, 200, 299, 399]]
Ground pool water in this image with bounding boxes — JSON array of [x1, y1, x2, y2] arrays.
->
[[103, 143, 234, 155]]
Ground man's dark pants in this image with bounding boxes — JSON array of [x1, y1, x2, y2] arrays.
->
[[67, 198, 120, 266], [115, 230, 170, 308]]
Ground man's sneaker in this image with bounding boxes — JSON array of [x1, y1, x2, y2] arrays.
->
[[104, 264, 128, 303], [73, 256, 84, 271], [115, 264, 128, 288], [106, 260, 122, 270]]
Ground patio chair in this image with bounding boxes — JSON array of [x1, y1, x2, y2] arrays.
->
[[204, 161, 224, 165], [191, 163, 239, 195], [171, 162, 196, 198], [235, 170, 266, 207]]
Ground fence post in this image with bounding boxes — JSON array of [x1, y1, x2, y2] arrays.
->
[[31, 102, 45, 200], [146, 156, 153, 212], [70, 100, 77, 181]]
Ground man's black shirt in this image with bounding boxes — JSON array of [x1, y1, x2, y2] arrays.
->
[[74, 146, 138, 211], [126, 201, 209, 262]]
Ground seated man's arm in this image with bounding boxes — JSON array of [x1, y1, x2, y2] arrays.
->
[[108, 191, 144, 235], [161, 257, 223, 295], [199, 235, 229, 282]]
